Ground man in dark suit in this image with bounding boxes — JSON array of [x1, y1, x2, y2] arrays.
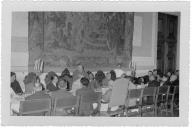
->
[[10, 72, 23, 94]]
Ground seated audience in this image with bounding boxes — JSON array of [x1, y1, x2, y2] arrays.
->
[[169, 74, 179, 86], [157, 72, 163, 82], [51, 77, 75, 98], [10, 72, 23, 95], [143, 71, 153, 84], [87, 71, 95, 82], [153, 69, 158, 79], [160, 75, 169, 86], [166, 70, 172, 81], [25, 77, 49, 100], [148, 75, 160, 87], [61, 68, 73, 90], [125, 76, 137, 90], [34, 76, 45, 92], [61, 68, 72, 89], [76, 77, 96, 116], [71, 73, 83, 95], [23, 72, 37, 93], [45, 71, 59, 91], [90, 70, 105, 92]]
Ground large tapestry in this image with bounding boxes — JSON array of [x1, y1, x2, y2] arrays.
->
[[28, 12, 134, 71]]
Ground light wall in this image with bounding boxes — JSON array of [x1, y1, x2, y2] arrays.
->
[[11, 12, 28, 72], [132, 12, 158, 76]]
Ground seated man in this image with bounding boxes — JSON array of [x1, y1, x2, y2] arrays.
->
[[76, 77, 97, 116], [51, 77, 75, 98], [148, 75, 160, 87], [10, 72, 23, 95]]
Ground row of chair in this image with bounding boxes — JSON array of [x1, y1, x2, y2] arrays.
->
[[14, 86, 179, 116], [125, 86, 179, 117]]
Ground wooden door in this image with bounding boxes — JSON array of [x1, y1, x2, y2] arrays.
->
[[157, 13, 178, 74]]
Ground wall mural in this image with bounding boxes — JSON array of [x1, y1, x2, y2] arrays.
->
[[28, 12, 134, 71]]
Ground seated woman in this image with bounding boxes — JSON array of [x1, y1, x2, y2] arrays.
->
[[90, 70, 106, 92], [61, 68, 73, 91], [87, 71, 94, 82], [160, 75, 169, 86], [10, 72, 23, 95], [34, 76, 45, 92], [45, 71, 59, 92]]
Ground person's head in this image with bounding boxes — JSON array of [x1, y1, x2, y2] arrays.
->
[[157, 73, 163, 82], [11, 72, 16, 83], [121, 73, 127, 78], [170, 74, 177, 82], [77, 64, 84, 73], [35, 76, 41, 83], [57, 77, 67, 89], [138, 77, 144, 84], [106, 72, 111, 80], [80, 77, 89, 88], [95, 70, 105, 84], [110, 70, 116, 81], [149, 75, 155, 81], [48, 71, 58, 84], [167, 70, 172, 77], [162, 75, 168, 82], [87, 71, 94, 81], [61, 68, 70, 77], [153, 69, 158, 76], [175, 70, 179, 77], [148, 71, 153, 76]]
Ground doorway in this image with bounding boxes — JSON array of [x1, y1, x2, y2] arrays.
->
[[157, 13, 178, 74]]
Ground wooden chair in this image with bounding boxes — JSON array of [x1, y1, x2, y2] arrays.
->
[[17, 99, 51, 116], [155, 86, 170, 116], [167, 86, 179, 116], [125, 89, 143, 117], [140, 87, 157, 116], [52, 96, 77, 116], [76, 92, 102, 116]]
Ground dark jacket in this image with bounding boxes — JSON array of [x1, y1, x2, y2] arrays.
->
[[11, 80, 23, 94], [148, 80, 160, 87]]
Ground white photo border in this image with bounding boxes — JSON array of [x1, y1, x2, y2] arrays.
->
[[1, 0, 190, 126]]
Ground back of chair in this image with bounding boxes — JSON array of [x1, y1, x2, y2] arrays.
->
[[126, 89, 143, 107], [76, 92, 102, 115], [141, 87, 157, 105], [108, 78, 129, 108], [156, 86, 170, 104], [142, 87, 157, 97], [173, 86, 179, 102], [19, 99, 51, 116], [158, 86, 170, 94], [54, 96, 77, 109]]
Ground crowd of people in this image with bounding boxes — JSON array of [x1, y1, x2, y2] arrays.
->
[[10, 64, 179, 115]]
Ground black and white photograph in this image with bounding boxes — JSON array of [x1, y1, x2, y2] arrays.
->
[[1, 0, 190, 126]]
